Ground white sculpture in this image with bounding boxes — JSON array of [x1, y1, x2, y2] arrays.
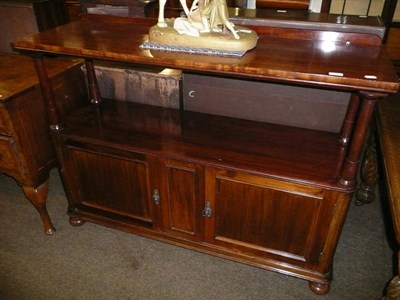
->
[[157, 0, 190, 27], [146, 0, 258, 56], [188, 0, 239, 39]]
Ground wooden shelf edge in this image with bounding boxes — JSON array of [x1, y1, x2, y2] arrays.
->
[[53, 99, 349, 191]]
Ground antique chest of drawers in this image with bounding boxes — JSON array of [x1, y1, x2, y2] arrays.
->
[[0, 52, 86, 234]]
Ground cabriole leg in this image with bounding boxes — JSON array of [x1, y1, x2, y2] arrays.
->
[[22, 180, 55, 235]]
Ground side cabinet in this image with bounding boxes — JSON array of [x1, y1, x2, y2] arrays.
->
[[0, 53, 86, 234], [60, 143, 350, 286]]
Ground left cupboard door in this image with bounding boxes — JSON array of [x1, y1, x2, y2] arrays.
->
[[58, 140, 155, 228]]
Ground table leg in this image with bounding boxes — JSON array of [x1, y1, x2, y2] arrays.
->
[[355, 128, 378, 205], [85, 59, 102, 105], [32, 55, 63, 132], [22, 179, 55, 235], [338, 92, 384, 189]]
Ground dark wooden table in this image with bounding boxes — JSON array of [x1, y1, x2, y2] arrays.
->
[[12, 13, 399, 294]]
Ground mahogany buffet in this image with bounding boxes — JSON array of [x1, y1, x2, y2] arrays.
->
[[12, 13, 399, 295]]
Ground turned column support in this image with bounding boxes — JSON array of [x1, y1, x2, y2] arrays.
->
[[85, 59, 102, 105], [339, 93, 360, 146], [32, 54, 63, 132], [338, 91, 386, 189]]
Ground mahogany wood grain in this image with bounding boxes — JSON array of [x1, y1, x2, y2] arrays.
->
[[338, 92, 383, 188], [85, 59, 102, 105], [56, 100, 346, 188], [339, 93, 360, 145], [157, 158, 205, 241], [12, 14, 398, 94], [22, 181, 55, 235], [10, 14, 399, 294], [32, 56, 64, 131]]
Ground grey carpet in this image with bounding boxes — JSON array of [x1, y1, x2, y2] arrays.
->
[[0, 170, 394, 300]]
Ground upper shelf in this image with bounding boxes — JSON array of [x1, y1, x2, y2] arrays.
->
[[11, 14, 399, 94], [229, 8, 386, 39]]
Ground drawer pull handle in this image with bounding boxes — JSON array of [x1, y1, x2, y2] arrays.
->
[[202, 201, 213, 217], [152, 189, 161, 205]]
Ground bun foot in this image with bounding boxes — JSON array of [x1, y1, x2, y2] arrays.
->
[[69, 216, 86, 226], [308, 281, 330, 295]]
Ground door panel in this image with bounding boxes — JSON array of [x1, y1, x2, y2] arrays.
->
[[205, 168, 336, 263], [66, 143, 153, 226], [158, 158, 205, 241]]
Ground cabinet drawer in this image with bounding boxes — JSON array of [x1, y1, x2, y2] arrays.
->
[[0, 135, 21, 174]]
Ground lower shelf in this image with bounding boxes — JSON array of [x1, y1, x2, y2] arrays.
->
[[56, 99, 348, 191]]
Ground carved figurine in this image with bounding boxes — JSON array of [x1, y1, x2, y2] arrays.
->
[[145, 0, 258, 55], [157, 0, 190, 27], [188, 0, 239, 39]]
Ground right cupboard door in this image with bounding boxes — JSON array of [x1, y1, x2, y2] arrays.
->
[[204, 167, 343, 268]]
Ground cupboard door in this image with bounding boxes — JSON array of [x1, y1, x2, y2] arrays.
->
[[204, 168, 337, 264], [62, 141, 154, 227], [157, 158, 205, 241]]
